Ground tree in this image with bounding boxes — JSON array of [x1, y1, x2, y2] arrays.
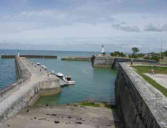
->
[[132, 47, 139, 55], [163, 50, 167, 56]]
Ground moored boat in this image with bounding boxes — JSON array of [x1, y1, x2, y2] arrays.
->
[[56, 72, 75, 85]]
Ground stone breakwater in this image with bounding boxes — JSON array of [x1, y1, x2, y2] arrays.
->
[[61, 56, 90, 61], [115, 63, 167, 128], [0, 56, 65, 121], [1, 55, 57, 59], [91, 55, 158, 69]]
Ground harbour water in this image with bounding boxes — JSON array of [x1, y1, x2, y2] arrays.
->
[[0, 50, 117, 105], [0, 58, 16, 89]]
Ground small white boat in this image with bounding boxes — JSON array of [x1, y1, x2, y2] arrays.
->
[[56, 73, 75, 85], [56, 72, 64, 77], [65, 76, 75, 85], [66, 80, 75, 85], [37, 62, 40, 65]]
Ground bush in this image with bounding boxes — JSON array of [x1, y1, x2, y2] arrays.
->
[[151, 56, 160, 62], [129, 53, 145, 58], [144, 56, 160, 62], [137, 53, 145, 58], [110, 51, 126, 57], [129, 54, 137, 58], [102, 52, 106, 56], [144, 56, 150, 60], [163, 51, 167, 56]]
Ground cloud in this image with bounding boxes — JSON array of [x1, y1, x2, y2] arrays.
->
[[1, 8, 115, 27], [144, 24, 167, 32], [0, 0, 167, 52], [112, 23, 140, 32]]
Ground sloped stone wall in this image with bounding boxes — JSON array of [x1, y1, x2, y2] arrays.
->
[[115, 63, 167, 128], [91, 55, 158, 69]]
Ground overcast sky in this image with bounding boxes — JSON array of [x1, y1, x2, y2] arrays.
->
[[0, 0, 167, 52]]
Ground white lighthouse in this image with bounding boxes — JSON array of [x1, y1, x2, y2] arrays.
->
[[17, 49, 20, 57], [101, 44, 105, 54]]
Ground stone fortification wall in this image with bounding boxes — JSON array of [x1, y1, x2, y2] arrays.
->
[[91, 55, 114, 68], [91, 55, 158, 69], [115, 63, 167, 128]]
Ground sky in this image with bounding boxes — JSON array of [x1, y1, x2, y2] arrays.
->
[[0, 0, 167, 52]]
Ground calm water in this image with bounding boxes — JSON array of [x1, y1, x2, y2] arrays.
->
[[0, 49, 117, 105], [0, 58, 16, 89]]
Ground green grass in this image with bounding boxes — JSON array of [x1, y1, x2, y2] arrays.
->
[[79, 102, 100, 107], [75, 101, 113, 108], [133, 65, 167, 97], [133, 66, 167, 74]]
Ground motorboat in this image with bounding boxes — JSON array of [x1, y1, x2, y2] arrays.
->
[[56, 72, 75, 85], [56, 72, 64, 79], [37, 62, 40, 65]]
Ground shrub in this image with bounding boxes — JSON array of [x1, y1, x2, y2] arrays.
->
[[163, 51, 167, 56], [137, 53, 145, 58], [102, 52, 106, 56], [144, 56, 150, 60], [151, 56, 160, 62], [110, 51, 126, 57]]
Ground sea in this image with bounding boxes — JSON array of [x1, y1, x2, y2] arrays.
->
[[0, 49, 117, 105]]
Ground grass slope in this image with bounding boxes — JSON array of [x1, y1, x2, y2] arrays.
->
[[133, 66, 167, 97]]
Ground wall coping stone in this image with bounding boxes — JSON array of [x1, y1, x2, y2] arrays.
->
[[119, 63, 167, 128]]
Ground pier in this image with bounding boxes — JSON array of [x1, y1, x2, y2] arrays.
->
[[61, 56, 90, 61], [0, 56, 66, 121], [1, 55, 57, 59]]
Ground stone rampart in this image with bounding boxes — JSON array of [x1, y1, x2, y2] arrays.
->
[[115, 63, 167, 128], [91, 55, 158, 69], [91, 55, 114, 68]]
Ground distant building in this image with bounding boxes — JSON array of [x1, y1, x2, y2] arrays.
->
[[144, 52, 160, 58], [144, 53, 152, 58]]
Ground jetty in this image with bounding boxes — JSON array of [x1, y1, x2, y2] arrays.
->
[[0, 56, 66, 121], [1, 55, 57, 59], [61, 56, 90, 61]]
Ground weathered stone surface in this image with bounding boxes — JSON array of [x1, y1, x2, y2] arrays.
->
[[91, 55, 114, 68], [115, 63, 167, 128], [0, 57, 64, 121], [91, 55, 158, 69], [0, 105, 122, 128], [61, 56, 90, 61]]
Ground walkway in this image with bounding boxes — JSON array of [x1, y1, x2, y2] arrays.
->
[[0, 57, 65, 121]]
